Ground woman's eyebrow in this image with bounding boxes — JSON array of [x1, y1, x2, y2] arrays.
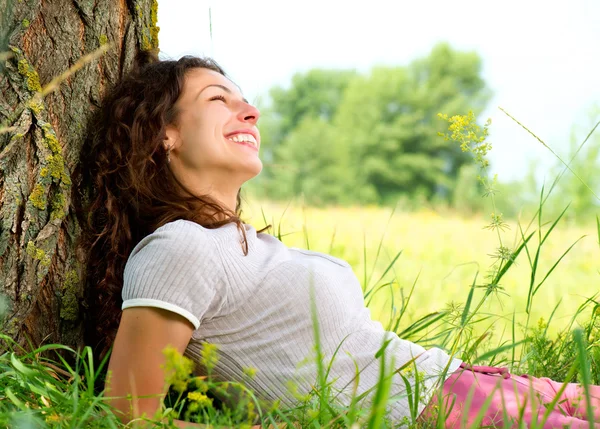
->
[[196, 84, 249, 103]]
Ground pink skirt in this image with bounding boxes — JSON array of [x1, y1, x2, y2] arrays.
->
[[419, 363, 600, 428]]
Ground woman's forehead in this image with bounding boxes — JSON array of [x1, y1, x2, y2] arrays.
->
[[184, 68, 243, 99]]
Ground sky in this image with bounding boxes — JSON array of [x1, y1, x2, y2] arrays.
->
[[157, 0, 600, 183]]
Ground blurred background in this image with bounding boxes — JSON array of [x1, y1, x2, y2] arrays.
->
[[156, 1, 600, 340]]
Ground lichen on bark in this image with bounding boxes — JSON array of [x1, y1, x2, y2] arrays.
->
[[60, 270, 80, 321], [16, 57, 42, 93], [28, 183, 47, 210], [26, 241, 51, 267], [136, 0, 160, 50]]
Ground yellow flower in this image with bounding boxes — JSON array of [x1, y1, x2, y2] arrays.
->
[[243, 366, 257, 379], [161, 346, 194, 393], [438, 110, 492, 170], [187, 391, 213, 408], [246, 399, 257, 422], [201, 342, 220, 372]]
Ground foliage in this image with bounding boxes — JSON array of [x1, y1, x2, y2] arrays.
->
[[254, 117, 351, 204], [248, 43, 492, 206], [269, 69, 357, 139], [250, 69, 357, 202]]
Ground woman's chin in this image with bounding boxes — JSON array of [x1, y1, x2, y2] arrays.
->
[[237, 159, 263, 182]]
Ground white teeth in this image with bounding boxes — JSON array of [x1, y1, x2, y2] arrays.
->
[[228, 133, 257, 147]]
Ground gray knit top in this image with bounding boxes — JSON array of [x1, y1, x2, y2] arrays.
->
[[122, 219, 461, 421]]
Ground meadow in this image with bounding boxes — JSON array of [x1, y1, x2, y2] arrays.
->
[[1, 197, 599, 428]]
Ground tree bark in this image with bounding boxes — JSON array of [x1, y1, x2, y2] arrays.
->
[[0, 0, 158, 350]]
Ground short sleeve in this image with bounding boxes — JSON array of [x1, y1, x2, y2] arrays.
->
[[122, 220, 223, 329]]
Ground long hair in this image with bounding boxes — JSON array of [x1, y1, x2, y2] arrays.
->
[[77, 51, 267, 359]]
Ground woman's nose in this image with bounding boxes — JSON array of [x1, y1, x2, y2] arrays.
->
[[238, 102, 260, 125]]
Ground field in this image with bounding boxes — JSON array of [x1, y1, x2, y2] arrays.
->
[[244, 199, 600, 347]]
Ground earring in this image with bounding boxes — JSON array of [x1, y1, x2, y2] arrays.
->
[[166, 146, 172, 164]]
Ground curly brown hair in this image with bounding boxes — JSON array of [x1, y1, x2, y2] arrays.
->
[[77, 51, 267, 359]]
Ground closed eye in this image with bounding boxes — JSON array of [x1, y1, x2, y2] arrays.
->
[[209, 95, 226, 102]]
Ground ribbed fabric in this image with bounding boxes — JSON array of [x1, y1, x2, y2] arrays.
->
[[122, 220, 461, 422]]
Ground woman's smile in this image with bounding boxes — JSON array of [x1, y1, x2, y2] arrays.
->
[[224, 130, 259, 151]]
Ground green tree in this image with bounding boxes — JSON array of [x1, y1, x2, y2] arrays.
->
[[269, 69, 357, 138], [258, 43, 492, 205], [333, 43, 492, 204], [248, 69, 357, 202], [265, 117, 354, 205]]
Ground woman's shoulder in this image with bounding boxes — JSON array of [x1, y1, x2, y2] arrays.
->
[[154, 218, 250, 239], [128, 220, 217, 260], [153, 218, 208, 235], [149, 219, 213, 242]]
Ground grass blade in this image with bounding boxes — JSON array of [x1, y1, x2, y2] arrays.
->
[[398, 311, 448, 340], [540, 203, 571, 246], [533, 235, 586, 296], [500, 108, 600, 201], [364, 249, 403, 300], [461, 274, 477, 328], [596, 215, 599, 248], [491, 231, 535, 286], [573, 328, 595, 427], [473, 340, 525, 364]]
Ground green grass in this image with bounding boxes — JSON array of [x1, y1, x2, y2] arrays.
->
[[1, 196, 599, 428]]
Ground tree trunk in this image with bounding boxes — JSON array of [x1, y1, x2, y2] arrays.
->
[[0, 0, 158, 351]]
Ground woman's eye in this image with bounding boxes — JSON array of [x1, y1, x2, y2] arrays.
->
[[209, 95, 226, 102]]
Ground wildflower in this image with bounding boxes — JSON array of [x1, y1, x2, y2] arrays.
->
[[484, 212, 509, 232], [438, 111, 492, 169], [246, 397, 257, 422], [445, 301, 464, 322], [482, 282, 505, 297], [201, 342, 219, 372], [488, 246, 514, 262], [286, 379, 311, 402], [161, 346, 194, 393], [537, 318, 547, 330], [399, 365, 414, 377], [45, 414, 61, 424], [267, 398, 281, 413], [186, 402, 200, 414], [187, 391, 213, 408], [243, 366, 257, 379]]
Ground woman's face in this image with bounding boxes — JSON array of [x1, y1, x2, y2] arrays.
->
[[166, 67, 262, 190]]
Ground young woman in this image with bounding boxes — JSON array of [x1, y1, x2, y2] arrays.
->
[[82, 51, 600, 428]]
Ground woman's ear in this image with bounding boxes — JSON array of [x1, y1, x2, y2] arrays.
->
[[163, 125, 179, 151]]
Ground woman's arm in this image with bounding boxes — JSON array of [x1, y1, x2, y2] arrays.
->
[[106, 307, 264, 428], [105, 306, 196, 425]]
